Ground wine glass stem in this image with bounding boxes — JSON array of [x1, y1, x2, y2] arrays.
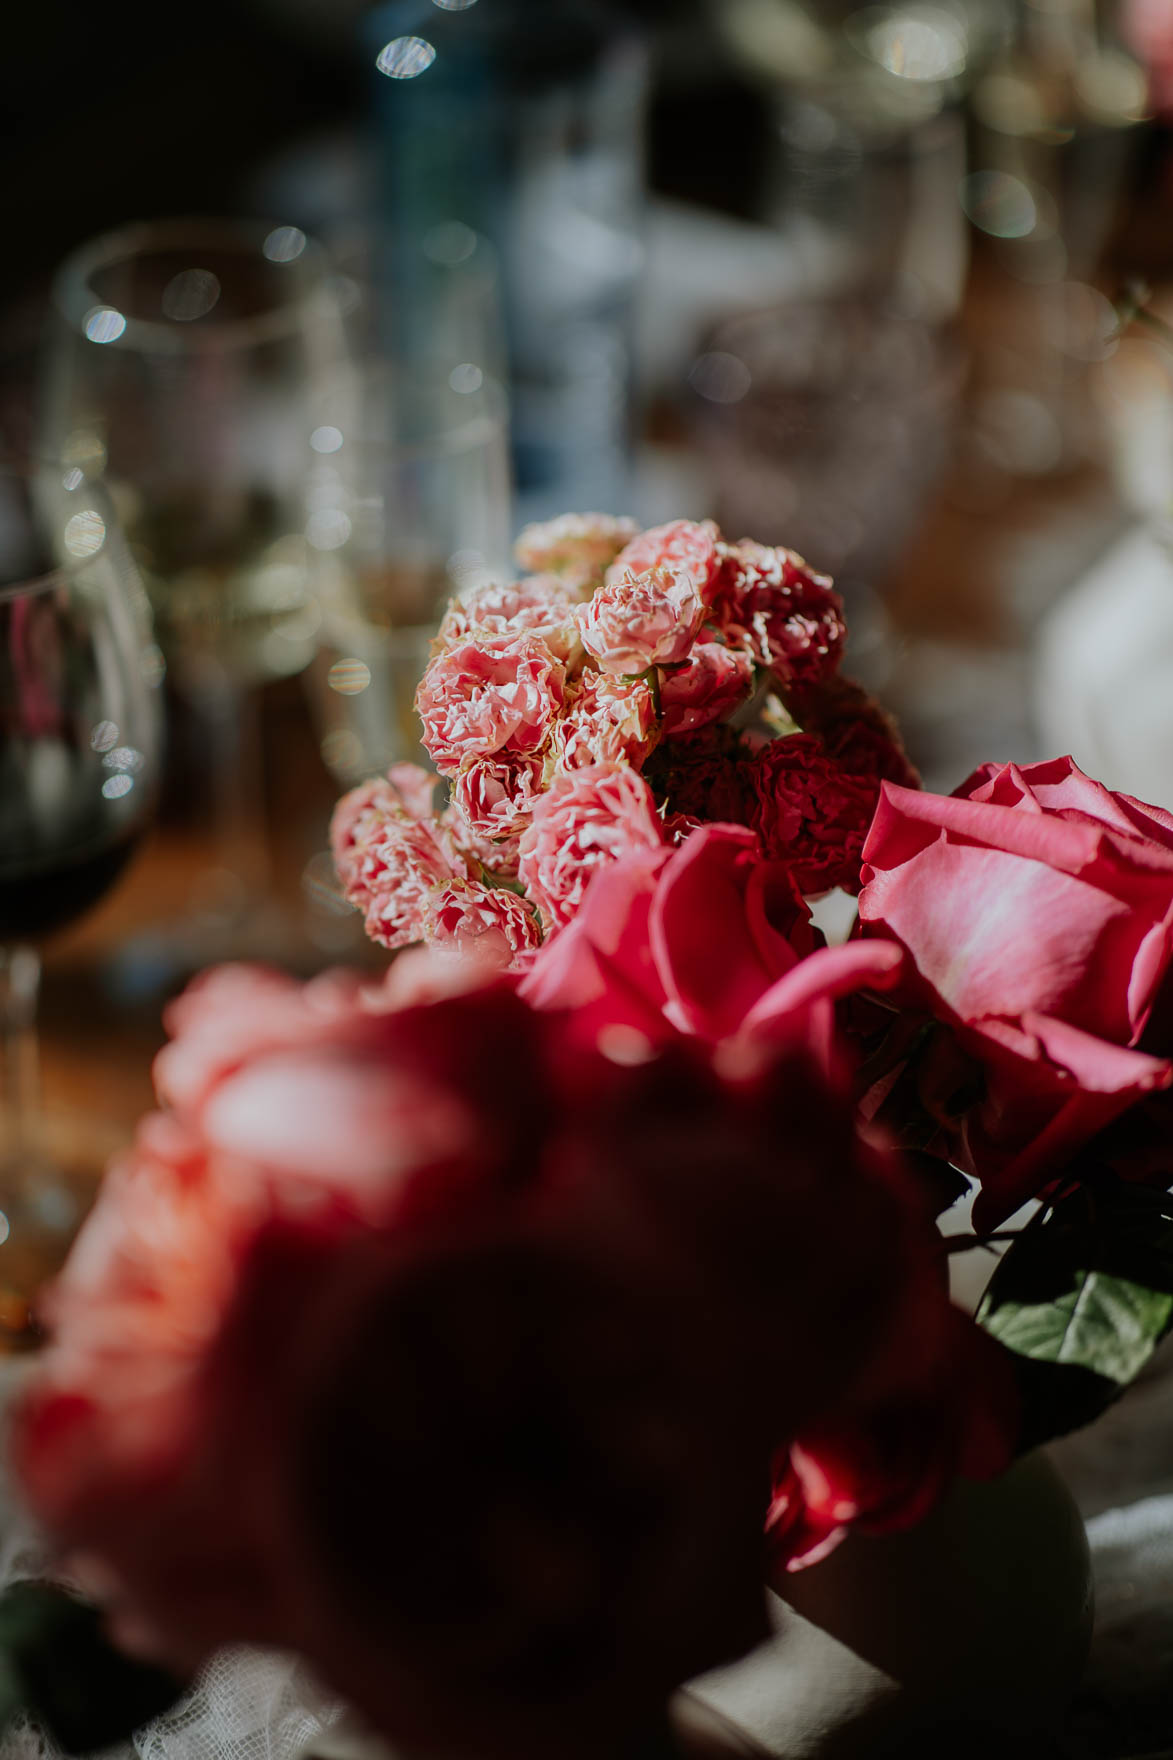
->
[[0, 945, 42, 1179]]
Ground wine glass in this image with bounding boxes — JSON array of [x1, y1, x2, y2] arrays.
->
[[0, 463, 162, 1338], [38, 218, 348, 967]]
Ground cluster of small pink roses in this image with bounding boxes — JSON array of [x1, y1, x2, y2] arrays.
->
[[332, 512, 917, 962]]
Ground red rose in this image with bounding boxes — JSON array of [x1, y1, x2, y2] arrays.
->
[[749, 735, 880, 895], [858, 757, 1173, 1226]]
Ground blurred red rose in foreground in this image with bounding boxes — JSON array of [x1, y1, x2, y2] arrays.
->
[[1124, 0, 1173, 112], [13, 959, 1014, 1760], [858, 757, 1173, 1227]]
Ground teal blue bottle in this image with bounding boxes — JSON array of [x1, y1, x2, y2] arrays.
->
[[364, 0, 649, 522]]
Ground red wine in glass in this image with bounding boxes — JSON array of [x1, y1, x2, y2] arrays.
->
[[0, 465, 161, 1341]]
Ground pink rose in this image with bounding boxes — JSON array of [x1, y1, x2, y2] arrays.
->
[[606, 519, 721, 606], [715, 540, 845, 690], [435, 577, 581, 664], [513, 512, 640, 591], [521, 823, 905, 1062], [575, 565, 706, 676], [749, 735, 882, 896], [415, 635, 566, 774], [660, 637, 754, 736], [426, 878, 542, 965], [858, 757, 1173, 1225], [549, 670, 659, 773], [517, 762, 665, 932]]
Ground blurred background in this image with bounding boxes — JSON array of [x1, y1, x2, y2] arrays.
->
[[5, 0, 1173, 1230]]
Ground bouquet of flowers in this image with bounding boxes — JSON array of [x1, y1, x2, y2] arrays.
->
[[0, 511, 1170, 1760], [330, 514, 914, 962]]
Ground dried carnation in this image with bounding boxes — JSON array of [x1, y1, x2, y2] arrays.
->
[[426, 879, 543, 965], [549, 670, 659, 774], [356, 818, 473, 951], [749, 735, 880, 896], [513, 512, 640, 591], [435, 576, 582, 665], [416, 635, 567, 774], [606, 519, 722, 607], [330, 765, 442, 898], [793, 675, 920, 792], [518, 761, 665, 932], [645, 726, 757, 831], [576, 565, 705, 676], [715, 540, 845, 690], [660, 637, 754, 737], [450, 751, 545, 839]]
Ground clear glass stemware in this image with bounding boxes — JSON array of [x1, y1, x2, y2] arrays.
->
[[38, 218, 348, 965], [0, 465, 161, 1334]]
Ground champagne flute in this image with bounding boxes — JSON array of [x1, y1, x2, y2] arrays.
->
[[0, 463, 161, 1336], [39, 218, 348, 965]]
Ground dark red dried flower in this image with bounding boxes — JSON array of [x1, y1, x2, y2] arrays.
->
[[793, 675, 921, 792], [749, 736, 880, 895], [644, 726, 757, 831], [714, 540, 846, 691]]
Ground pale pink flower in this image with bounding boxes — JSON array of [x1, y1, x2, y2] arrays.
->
[[661, 638, 755, 736], [550, 670, 659, 772], [415, 635, 566, 774], [441, 804, 524, 882], [330, 766, 441, 895], [435, 576, 581, 664], [513, 512, 639, 590], [449, 753, 545, 867], [518, 761, 665, 932], [426, 879, 543, 965], [354, 818, 472, 951], [607, 519, 721, 606], [576, 565, 705, 676]]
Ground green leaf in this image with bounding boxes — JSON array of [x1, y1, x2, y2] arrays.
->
[[981, 1269, 1173, 1385], [977, 1172, 1173, 1446]]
